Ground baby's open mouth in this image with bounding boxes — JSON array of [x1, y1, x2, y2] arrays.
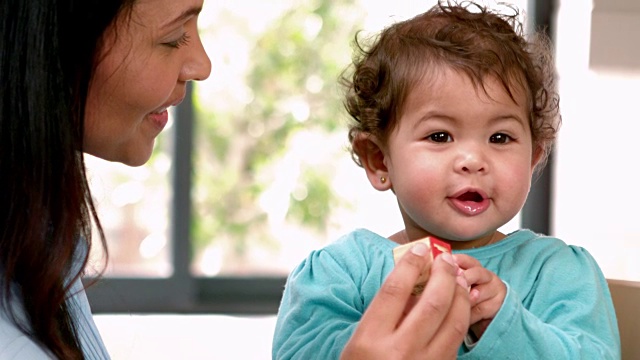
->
[[456, 191, 484, 202], [450, 190, 489, 215]]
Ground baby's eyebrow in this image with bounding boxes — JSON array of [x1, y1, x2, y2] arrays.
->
[[489, 115, 528, 130], [411, 111, 455, 130], [410, 110, 528, 131]]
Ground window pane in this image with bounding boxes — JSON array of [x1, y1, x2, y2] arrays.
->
[[191, 0, 526, 277], [553, 0, 640, 281]]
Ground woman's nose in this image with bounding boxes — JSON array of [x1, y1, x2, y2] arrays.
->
[[180, 33, 212, 82]]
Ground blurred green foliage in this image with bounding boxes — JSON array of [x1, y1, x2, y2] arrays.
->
[[192, 0, 363, 268]]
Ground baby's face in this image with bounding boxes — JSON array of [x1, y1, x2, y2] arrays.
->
[[383, 66, 537, 249]]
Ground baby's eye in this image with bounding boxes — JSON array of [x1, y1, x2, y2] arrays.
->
[[427, 132, 452, 143], [489, 133, 512, 144]]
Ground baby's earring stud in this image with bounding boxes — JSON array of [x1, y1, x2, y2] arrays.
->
[[380, 176, 386, 183]]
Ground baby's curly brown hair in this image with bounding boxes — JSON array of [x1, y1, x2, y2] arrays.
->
[[341, 0, 561, 173]]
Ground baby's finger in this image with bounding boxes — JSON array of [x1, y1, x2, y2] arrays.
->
[[462, 266, 493, 287], [452, 254, 481, 270], [469, 283, 497, 304], [470, 299, 489, 324], [469, 283, 506, 324]]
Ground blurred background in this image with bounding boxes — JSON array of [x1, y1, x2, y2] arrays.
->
[[84, 0, 640, 358]]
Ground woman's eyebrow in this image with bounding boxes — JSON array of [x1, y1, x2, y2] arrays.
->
[[161, 6, 202, 29]]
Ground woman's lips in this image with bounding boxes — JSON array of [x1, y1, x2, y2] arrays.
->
[[448, 191, 490, 215], [146, 96, 183, 131], [147, 109, 169, 131]]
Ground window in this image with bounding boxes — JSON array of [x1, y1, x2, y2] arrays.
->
[[86, 0, 571, 316]]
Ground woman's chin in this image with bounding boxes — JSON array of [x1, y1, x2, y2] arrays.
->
[[121, 149, 154, 167], [84, 145, 154, 167]]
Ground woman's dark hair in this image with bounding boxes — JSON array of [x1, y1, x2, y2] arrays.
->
[[342, 0, 561, 173], [0, 0, 135, 358]]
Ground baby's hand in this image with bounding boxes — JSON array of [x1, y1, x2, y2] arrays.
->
[[453, 254, 506, 339]]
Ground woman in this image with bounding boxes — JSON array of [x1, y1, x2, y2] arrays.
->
[[0, 0, 211, 358]]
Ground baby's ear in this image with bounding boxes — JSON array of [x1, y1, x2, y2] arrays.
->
[[531, 145, 545, 170], [352, 133, 391, 191]]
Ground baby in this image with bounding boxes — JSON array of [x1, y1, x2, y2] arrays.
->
[[272, 1, 620, 358]]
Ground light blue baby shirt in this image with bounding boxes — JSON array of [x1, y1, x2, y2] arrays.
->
[[272, 228, 620, 359]]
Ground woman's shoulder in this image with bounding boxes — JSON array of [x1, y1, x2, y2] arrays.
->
[[0, 332, 52, 359], [0, 302, 52, 359], [0, 277, 109, 360]]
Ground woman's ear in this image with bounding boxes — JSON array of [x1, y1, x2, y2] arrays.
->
[[352, 133, 392, 191]]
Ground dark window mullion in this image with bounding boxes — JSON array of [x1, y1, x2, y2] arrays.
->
[[171, 81, 197, 310], [522, 0, 557, 235]]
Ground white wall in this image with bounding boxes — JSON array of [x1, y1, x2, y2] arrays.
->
[[553, 0, 640, 281]]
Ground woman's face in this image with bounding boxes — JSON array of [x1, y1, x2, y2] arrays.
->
[[85, 0, 211, 166]]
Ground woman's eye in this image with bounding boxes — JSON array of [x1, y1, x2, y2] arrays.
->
[[490, 133, 512, 144], [427, 132, 452, 143], [164, 33, 191, 49]]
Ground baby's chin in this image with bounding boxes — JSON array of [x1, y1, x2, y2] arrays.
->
[[434, 231, 502, 250]]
